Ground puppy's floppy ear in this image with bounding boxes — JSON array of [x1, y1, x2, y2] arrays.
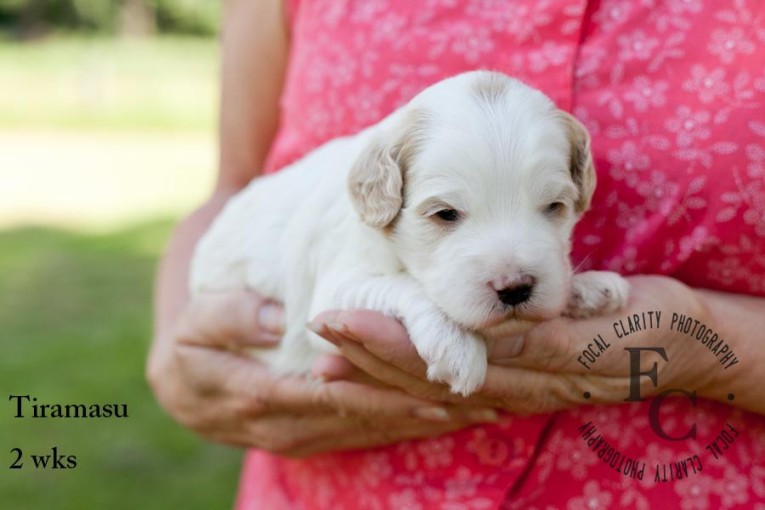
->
[[560, 111, 596, 214], [348, 111, 425, 228]]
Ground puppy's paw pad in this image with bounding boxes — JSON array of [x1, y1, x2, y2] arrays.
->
[[421, 330, 487, 396], [565, 271, 630, 318]]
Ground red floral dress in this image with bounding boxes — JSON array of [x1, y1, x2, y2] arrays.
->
[[237, 1, 765, 508]]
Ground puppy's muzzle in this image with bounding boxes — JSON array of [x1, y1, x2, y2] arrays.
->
[[491, 274, 535, 306]]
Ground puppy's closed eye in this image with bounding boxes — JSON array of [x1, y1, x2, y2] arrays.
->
[[543, 201, 567, 218], [418, 198, 464, 225], [434, 209, 461, 222]]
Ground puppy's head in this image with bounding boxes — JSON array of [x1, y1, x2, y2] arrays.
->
[[348, 71, 596, 329]]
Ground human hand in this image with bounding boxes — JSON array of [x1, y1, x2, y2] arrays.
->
[[310, 276, 714, 414], [146, 290, 498, 457]]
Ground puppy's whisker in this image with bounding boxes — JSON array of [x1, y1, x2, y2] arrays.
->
[[573, 251, 595, 273]]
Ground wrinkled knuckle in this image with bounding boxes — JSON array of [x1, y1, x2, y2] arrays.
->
[[409, 378, 454, 402], [433, 386, 459, 403], [173, 344, 197, 367], [512, 381, 539, 405], [533, 321, 576, 369], [238, 387, 271, 416], [354, 413, 376, 429], [571, 376, 592, 400], [369, 426, 397, 446], [309, 382, 336, 411], [556, 375, 589, 405]]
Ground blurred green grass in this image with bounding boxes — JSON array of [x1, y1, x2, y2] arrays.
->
[[0, 36, 217, 131], [0, 36, 243, 508], [0, 221, 242, 509]]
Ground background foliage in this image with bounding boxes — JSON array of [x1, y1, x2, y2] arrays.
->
[[0, 222, 242, 509], [0, 0, 238, 504], [0, 0, 220, 38]]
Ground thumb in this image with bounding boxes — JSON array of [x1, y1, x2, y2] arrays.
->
[[258, 301, 285, 336], [178, 290, 284, 348]]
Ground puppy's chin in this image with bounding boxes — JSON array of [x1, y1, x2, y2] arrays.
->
[[450, 302, 563, 332], [489, 305, 562, 327]]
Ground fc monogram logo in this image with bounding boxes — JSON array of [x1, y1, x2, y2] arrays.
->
[[575, 311, 742, 484], [623, 347, 697, 441]]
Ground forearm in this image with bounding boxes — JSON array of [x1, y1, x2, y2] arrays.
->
[[151, 192, 235, 350], [148, 0, 287, 375], [218, 0, 287, 188], [696, 287, 765, 414]]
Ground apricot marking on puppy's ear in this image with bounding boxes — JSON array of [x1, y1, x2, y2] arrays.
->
[[559, 111, 597, 214], [347, 109, 429, 229], [347, 138, 403, 228]]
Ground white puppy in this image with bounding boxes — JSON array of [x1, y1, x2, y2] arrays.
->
[[191, 71, 629, 396]]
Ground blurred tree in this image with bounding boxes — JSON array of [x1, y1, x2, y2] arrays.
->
[[153, 0, 219, 36], [120, 0, 156, 36], [0, 0, 218, 38]]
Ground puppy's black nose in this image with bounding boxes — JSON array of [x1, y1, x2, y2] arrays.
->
[[497, 283, 533, 306]]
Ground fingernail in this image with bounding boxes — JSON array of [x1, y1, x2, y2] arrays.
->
[[259, 303, 285, 335], [413, 407, 451, 422], [469, 408, 499, 423], [306, 321, 323, 335], [307, 322, 340, 346], [325, 319, 351, 337]]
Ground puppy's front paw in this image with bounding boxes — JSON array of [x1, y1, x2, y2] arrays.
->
[[416, 325, 487, 396], [565, 271, 630, 318]]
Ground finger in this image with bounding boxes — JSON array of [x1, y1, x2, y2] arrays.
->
[[166, 352, 383, 450], [480, 363, 603, 414], [493, 318, 595, 373], [176, 343, 446, 422], [311, 354, 376, 384], [271, 377, 453, 419], [314, 312, 501, 406], [178, 290, 284, 348], [502, 317, 641, 376], [312, 351, 501, 413], [175, 343, 267, 395], [200, 409, 359, 450], [309, 315, 430, 386], [315, 309, 430, 378], [333, 337, 467, 403], [232, 413, 367, 451], [257, 300, 286, 336], [158, 345, 271, 437], [270, 370, 500, 425], [485, 332, 526, 363], [174, 344, 500, 451], [176, 333, 477, 423]]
